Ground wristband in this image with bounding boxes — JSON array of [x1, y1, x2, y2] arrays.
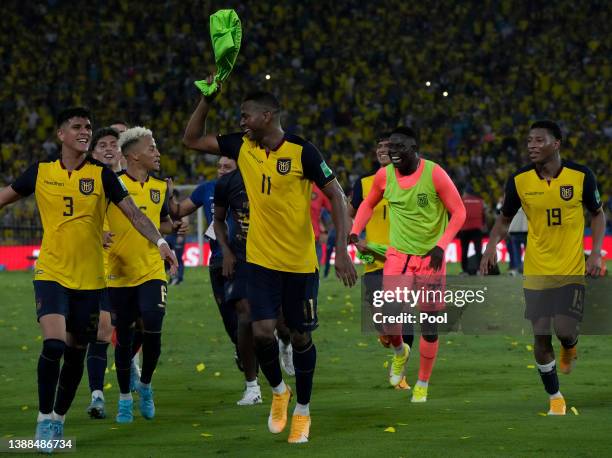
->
[[157, 238, 168, 248]]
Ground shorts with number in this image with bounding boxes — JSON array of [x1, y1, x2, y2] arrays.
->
[[247, 263, 319, 333], [524, 283, 585, 322], [224, 260, 249, 304], [108, 280, 167, 331], [34, 280, 101, 344]]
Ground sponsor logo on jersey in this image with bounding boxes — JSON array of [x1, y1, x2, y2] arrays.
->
[[560, 185, 573, 201], [79, 178, 95, 195], [277, 158, 292, 175], [150, 189, 161, 204]]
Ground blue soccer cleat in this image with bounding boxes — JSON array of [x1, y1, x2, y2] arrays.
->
[[116, 399, 134, 424], [87, 395, 106, 419], [35, 419, 53, 454], [129, 361, 141, 392], [138, 385, 155, 420], [50, 419, 64, 440]]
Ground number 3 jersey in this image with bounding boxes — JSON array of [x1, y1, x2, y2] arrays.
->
[[10, 158, 128, 289], [217, 133, 335, 273], [501, 160, 602, 276], [106, 172, 169, 287]]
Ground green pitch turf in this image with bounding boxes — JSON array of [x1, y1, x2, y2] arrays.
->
[[1, 266, 611, 457]]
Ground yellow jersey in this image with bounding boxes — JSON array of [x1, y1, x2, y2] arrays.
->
[[501, 160, 602, 276], [11, 158, 128, 289], [351, 171, 390, 273], [106, 172, 169, 287], [218, 133, 335, 273]]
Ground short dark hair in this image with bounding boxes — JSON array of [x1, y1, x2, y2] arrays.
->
[[376, 132, 392, 142], [390, 126, 419, 144], [56, 107, 92, 128], [243, 91, 280, 112], [530, 120, 562, 141], [89, 127, 119, 152]]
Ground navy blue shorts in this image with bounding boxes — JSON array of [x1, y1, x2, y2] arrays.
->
[[524, 283, 585, 322], [108, 280, 167, 332], [209, 266, 226, 307], [34, 280, 101, 344], [224, 260, 249, 304], [247, 263, 319, 333], [99, 288, 112, 313]]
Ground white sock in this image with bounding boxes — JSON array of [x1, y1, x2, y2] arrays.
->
[[246, 379, 259, 389], [91, 390, 104, 401], [139, 381, 151, 389], [119, 393, 133, 401], [37, 412, 52, 422], [536, 360, 556, 373], [294, 403, 309, 416], [416, 380, 428, 388], [550, 391, 563, 400], [394, 343, 405, 356], [272, 380, 287, 395], [52, 412, 65, 423]]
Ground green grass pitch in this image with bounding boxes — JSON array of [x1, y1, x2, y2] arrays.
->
[[1, 266, 611, 457]]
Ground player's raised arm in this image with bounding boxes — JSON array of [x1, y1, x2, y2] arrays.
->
[[183, 77, 222, 154], [321, 179, 358, 287], [349, 167, 386, 243]]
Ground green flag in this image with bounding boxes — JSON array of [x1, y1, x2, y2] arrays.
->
[[195, 9, 242, 96]]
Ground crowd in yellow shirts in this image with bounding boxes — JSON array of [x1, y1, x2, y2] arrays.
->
[[1, 1, 610, 240]]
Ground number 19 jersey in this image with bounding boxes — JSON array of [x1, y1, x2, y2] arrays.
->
[[501, 160, 602, 276]]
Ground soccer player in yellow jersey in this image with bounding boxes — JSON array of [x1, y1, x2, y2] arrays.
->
[[106, 127, 174, 424], [0, 108, 177, 452], [85, 126, 123, 419], [183, 86, 357, 443], [481, 120, 606, 416]]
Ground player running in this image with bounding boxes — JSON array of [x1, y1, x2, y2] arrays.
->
[[183, 86, 357, 443], [481, 120, 605, 415], [349, 133, 411, 390], [106, 127, 176, 423], [0, 108, 177, 453], [350, 127, 466, 402]]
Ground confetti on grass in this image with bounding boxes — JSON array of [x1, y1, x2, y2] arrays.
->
[[196, 363, 206, 372], [104, 383, 112, 390], [200, 433, 213, 438], [526, 345, 533, 351], [571, 406, 579, 415], [21, 405, 29, 411], [527, 365, 535, 369], [384, 427, 396, 433]]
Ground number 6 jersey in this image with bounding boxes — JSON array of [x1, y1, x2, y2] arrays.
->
[[10, 158, 128, 289], [501, 160, 602, 276]]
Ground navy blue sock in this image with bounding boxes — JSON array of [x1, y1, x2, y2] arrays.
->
[[115, 326, 134, 394], [537, 361, 560, 395], [255, 339, 282, 388], [293, 340, 317, 405], [87, 341, 109, 392], [37, 339, 65, 414], [54, 346, 87, 415], [140, 332, 161, 385]]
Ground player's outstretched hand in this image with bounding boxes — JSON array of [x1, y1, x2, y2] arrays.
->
[[203, 75, 222, 103], [222, 249, 237, 279], [480, 246, 497, 275], [425, 246, 445, 272], [585, 251, 602, 277], [174, 219, 190, 235], [335, 249, 357, 287], [160, 243, 179, 276]]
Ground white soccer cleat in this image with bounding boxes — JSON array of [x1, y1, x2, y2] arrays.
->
[[237, 385, 263, 406], [279, 340, 295, 376]]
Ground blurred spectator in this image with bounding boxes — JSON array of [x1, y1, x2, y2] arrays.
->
[[507, 208, 528, 275], [458, 185, 486, 275]]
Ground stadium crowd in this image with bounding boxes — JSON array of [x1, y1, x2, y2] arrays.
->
[[1, 0, 610, 238]]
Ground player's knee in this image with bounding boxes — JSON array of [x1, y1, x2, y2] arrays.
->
[[42, 338, 66, 361], [252, 332, 275, 349], [290, 330, 311, 349], [97, 321, 113, 343], [252, 320, 275, 343], [141, 311, 164, 334]]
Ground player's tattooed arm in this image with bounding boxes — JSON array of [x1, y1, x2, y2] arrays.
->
[[0, 186, 23, 210], [116, 196, 179, 273]]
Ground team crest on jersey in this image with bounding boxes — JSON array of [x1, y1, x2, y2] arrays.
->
[[79, 178, 94, 195], [417, 193, 429, 207], [560, 185, 573, 201], [150, 189, 161, 204], [276, 158, 291, 175]]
